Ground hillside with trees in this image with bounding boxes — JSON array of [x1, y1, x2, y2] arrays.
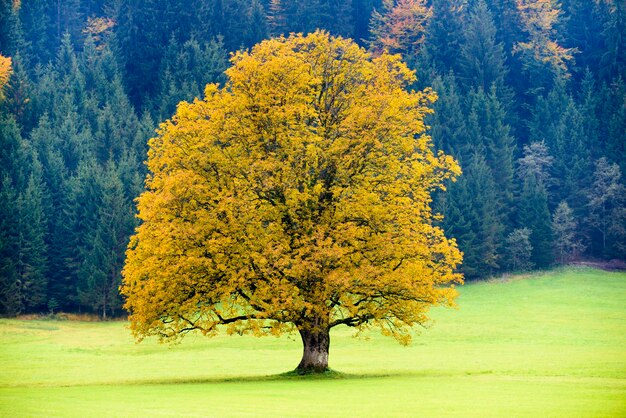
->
[[0, 0, 624, 317]]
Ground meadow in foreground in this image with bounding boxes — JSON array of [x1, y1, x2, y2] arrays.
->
[[1, 267, 624, 417]]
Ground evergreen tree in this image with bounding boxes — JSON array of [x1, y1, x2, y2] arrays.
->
[[529, 77, 591, 209], [0, 0, 21, 56], [597, 0, 626, 82], [443, 152, 503, 278], [466, 86, 516, 223], [15, 170, 48, 311], [458, 0, 511, 104], [0, 176, 21, 314], [269, 0, 354, 38], [154, 36, 227, 121], [78, 163, 133, 317], [427, 73, 468, 156], [518, 176, 553, 268], [563, 0, 606, 78], [421, 0, 464, 74], [17, 0, 54, 67], [0, 113, 24, 314], [0, 115, 47, 314], [244, 0, 269, 48]]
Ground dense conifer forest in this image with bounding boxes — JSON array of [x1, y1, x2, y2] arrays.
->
[[0, 0, 624, 317]]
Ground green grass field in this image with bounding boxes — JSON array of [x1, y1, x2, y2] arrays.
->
[[1, 267, 625, 417]]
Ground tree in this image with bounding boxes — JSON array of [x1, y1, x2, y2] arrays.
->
[[421, 0, 465, 74], [504, 228, 533, 271], [0, 53, 11, 101], [122, 32, 462, 374], [514, 0, 576, 89], [517, 141, 554, 188], [586, 158, 626, 259], [153, 36, 227, 121], [368, 0, 432, 57], [78, 163, 133, 318], [518, 176, 553, 268], [442, 151, 502, 279], [552, 201, 583, 264], [458, 0, 511, 102], [268, 0, 354, 38]]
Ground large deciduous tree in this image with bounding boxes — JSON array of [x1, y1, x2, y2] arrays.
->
[[122, 32, 462, 374]]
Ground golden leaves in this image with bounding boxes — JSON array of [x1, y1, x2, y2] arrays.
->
[[122, 31, 462, 344], [514, 0, 577, 76], [0, 54, 12, 102]]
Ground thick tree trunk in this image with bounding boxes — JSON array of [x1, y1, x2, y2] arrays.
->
[[296, 325, 330, 374]]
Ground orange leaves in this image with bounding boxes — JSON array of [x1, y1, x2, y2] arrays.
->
[[369, 0, 432, 56], [122, 31, 462, 345]]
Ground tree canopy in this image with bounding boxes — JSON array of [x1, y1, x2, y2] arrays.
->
[[121, 31, 462, 373]]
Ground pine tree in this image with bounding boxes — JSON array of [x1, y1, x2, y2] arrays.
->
[[529, 77, 591, 209], [0, 176, 21, 314], [244, 0, 269, 48], [563, 0, 606, 78], [0, 0, 21, 56], [597, 0, 626, 82]]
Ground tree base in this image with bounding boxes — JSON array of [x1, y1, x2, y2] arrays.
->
[[296, 325, 330, 374], [294, 365, 330, 375]]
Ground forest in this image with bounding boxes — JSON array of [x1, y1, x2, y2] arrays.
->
[[0, 0, 624, 318]]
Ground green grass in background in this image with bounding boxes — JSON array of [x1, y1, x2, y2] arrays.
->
[[1, 267, 625, 417]]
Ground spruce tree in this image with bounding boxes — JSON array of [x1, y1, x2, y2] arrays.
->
[[458, 0, 511, 104], [15, 171, 48, 311], [518, 176, 553, 269], [78, 164, 133, 318], [154, 37, 227, 121]]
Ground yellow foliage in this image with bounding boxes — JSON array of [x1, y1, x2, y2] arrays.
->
[[83, 16, 116, 49], [514, 0, 576, 76], [122, 31, 462, 345], [0, 54, 12, 102]]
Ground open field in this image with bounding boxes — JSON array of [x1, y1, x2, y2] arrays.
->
[[1, 267, 625, 417]]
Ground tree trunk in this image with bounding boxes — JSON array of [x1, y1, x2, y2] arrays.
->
[[296, 325, 330, 374]]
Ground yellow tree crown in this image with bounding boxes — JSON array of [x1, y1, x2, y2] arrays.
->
[[122, 31, 462, 349]]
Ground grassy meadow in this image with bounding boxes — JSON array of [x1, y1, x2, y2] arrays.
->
[[1, 267, 625, 417]]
